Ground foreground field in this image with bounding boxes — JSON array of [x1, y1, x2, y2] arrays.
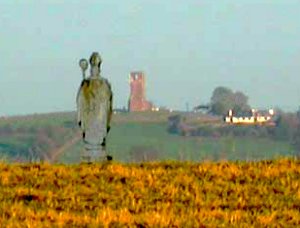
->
[[0, 159, 299, 227]]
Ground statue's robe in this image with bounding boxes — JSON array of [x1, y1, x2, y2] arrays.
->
[[76, 75, 113, 162]]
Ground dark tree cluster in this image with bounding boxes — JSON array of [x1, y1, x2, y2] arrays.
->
[[210, 86, 250, 116]]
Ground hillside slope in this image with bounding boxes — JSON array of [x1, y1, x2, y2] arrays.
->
[[0, 111, 296, 163]]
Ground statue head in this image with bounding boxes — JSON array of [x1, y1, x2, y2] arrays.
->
[[89, 52, 102, 76], [89, 52, 102, 68]]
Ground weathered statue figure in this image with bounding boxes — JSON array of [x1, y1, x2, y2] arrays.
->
[[76, 52, 113, 162]]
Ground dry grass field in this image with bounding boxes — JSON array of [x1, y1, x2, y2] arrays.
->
[[0, 158, 299, 227]]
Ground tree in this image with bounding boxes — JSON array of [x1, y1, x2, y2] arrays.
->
[[210, 86, 250, 115], [233, 91, 250, 114], [210, 87, 234, 115]]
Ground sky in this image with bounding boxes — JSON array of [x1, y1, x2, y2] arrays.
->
[[1, 0, 300, 116]]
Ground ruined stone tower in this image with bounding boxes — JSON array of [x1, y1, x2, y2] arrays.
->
[[128, 71, 153, 112]]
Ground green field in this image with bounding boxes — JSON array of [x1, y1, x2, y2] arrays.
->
[[0, 111, 296, 163], [59, 122, 294, 163]]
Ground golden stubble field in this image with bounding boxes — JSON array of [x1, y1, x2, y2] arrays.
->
[[0, 159, 299, 227]]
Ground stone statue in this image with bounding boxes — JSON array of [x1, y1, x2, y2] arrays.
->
[[76, 52, 113, 162]]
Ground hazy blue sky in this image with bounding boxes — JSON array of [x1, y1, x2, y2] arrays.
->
[[1, 0, 300, 116]]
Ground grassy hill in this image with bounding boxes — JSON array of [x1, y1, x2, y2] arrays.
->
[[0, 111, 296, 163], [0, 159, 299, 226]]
